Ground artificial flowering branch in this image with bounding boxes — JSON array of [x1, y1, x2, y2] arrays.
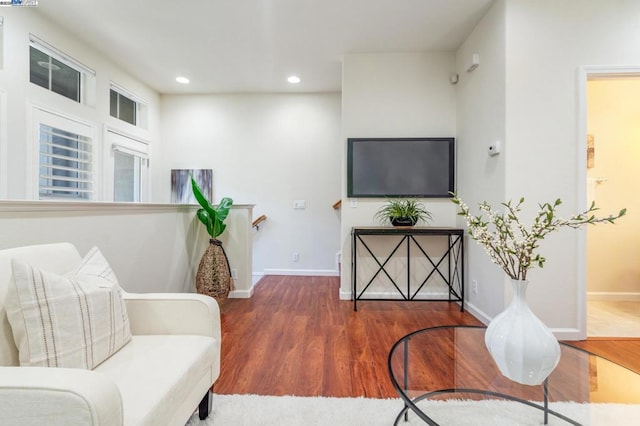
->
[[451, 195, 626, 280]]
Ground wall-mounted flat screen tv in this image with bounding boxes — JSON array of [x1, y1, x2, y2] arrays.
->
[[347, 137, 455, 198]]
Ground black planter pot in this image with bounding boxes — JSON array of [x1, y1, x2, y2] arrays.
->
[[391, 217, 416, 227]]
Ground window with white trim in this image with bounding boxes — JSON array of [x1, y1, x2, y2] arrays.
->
[[106, 130, 149, 202], [109, 84, 148, 129], [34, 109, 97, 201], [29, 35, 96, 105]]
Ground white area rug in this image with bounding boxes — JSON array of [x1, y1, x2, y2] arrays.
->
[[187, 394, 640, 425]]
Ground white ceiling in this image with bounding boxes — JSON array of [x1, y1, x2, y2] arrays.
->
[[36, 0, 494, 94]]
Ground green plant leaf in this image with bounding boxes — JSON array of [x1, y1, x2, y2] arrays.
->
[[216, 197, 233, 222], [216, 222, 227, 236], [196, 208, 211, 228], [191, 176, 215, 215]]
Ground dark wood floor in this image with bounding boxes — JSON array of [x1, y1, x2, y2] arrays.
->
[[214, 275, 640, 398]]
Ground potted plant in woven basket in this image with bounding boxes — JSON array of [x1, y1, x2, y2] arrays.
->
[[191, 176, 234, 308]]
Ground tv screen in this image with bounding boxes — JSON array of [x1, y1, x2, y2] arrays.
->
[[347, 137, 455, 198]]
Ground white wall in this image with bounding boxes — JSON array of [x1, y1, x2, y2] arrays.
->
[[499, 0, 640, 337], [340, 52, 458, 298], [455, 0, 507, 322], [159, 93, 342, 277], [587, 79, 640, 297], [0, 201, 253, 295], [0, 8, 160, 200]]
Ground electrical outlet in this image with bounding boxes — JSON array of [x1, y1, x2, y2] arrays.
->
[[231, 269, 238, 280], [292, 252, 299, 262], [472, 280, 478, 294]]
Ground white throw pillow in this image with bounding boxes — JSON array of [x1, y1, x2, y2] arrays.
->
[[6, 246, 132, 369]]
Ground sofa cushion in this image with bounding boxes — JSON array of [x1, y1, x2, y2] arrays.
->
[[6, 247, 131, 369], [93, 334, 217, 426]]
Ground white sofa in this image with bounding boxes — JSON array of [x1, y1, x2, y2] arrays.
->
[[0, 243, 221, 425]]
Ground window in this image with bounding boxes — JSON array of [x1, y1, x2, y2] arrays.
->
[[110, 89, 136, 125], [113, 151, 138, 201], [39, 126, 93, 200], [29, 35, 95, 104], [110, 84, 148, 128], [33, 108, 97, 201], [30, 46, 80, 102], [106, 130, 149, 202]]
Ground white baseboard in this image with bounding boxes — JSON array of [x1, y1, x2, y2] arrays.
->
[[228, 274, 264, 299], [229, 282, 256, 298], [252, 273, 264, 286], [587, 292, 640, 301], [343, 290, 454, 300], [233, 271, 342, 299], [550, 328, 583, 341], [339, 289, 478, 312], [264, 268, 339, 277], [340, 289, 457, 299], [228, 288, 253, 298], [463, 301, 491, 326], [465, 302, 583, 340]]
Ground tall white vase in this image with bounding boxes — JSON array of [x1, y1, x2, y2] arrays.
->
[[484, 279, 561, 386]]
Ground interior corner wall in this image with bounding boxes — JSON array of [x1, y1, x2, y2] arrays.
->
[[454, 0, 507, 322], [340, 52, 458, 297], [158, 93, 342, 277], [502, 0, 640, 334]]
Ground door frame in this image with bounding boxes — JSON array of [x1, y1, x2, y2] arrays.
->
[[576, 65, 640, 339]]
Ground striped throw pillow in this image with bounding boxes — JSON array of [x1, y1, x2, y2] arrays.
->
[[6, 247, 132, 369]]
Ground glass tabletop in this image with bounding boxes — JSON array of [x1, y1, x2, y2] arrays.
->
[[387, 325, 640, 425]]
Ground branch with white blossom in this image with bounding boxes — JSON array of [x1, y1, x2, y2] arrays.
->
[[451, 195, 626, 280]]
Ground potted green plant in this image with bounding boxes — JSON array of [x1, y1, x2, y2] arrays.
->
[[191, 176, 234, 308], [374, 198, 432, 227]]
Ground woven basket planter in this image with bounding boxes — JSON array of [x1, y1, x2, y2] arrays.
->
[[196, 239, 234, 308]]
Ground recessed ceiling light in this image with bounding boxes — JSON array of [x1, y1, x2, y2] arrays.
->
[[287, 75, 301, 84], [176, 76, 190, 84]]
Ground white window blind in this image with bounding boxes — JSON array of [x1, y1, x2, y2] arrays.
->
[[33, 107, 97, 201], [39, 124, 93, 200]]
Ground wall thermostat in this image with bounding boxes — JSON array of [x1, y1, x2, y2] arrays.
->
[[488, 140, 501, 156]]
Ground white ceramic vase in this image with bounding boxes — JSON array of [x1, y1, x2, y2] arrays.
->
[[484, 279, 561, 386]]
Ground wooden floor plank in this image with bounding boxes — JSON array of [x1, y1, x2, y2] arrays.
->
[[214, 275, 640, 398]]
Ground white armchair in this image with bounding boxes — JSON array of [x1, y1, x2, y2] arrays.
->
[[0, 243, 221, 426]]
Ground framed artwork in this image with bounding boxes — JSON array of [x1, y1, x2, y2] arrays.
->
[[170, 169, 212, 204]]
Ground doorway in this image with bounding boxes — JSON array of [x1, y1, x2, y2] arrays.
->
[[585, 75, 640, 338]]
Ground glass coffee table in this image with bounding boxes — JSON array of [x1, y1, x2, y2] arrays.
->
[[388, 325, 640, 425]]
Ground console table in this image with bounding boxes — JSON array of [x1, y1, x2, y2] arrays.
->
[[350, 227, 464, 311]]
